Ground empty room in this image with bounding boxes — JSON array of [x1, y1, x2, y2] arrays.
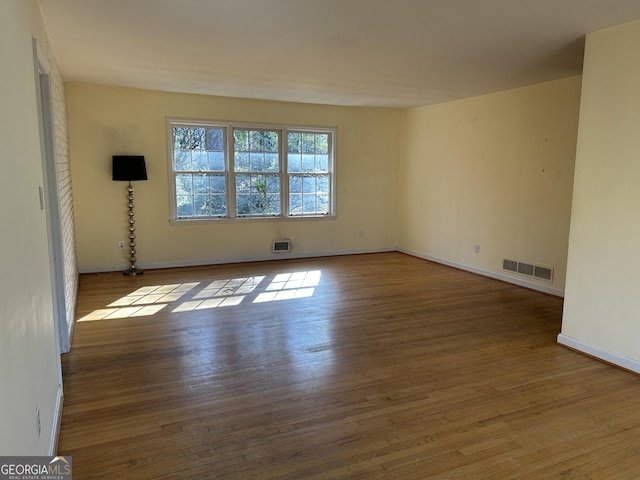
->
[[3, 0, 640, 478]]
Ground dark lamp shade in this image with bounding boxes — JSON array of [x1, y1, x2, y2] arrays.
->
[[112, 155, 148, 181]]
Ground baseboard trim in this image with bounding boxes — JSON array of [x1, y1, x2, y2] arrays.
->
[[557, 334, 640, 375], [80, 248, 565, 298], [49, 384, 63, 455], [78, 248, 397, 274], [399, 249, 564, 297]]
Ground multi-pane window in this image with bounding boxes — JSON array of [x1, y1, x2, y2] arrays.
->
[[169, 120, 335, 221], [288, 131, 331, 216], [234, 129, 281, 216], [173, 126, 227, 218]]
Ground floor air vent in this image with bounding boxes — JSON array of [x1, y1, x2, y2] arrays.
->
[[503, 258, 553, 282], [272, 239, 291, 253]]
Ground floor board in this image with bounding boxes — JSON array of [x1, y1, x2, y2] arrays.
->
[[58, 252, 640, 479]]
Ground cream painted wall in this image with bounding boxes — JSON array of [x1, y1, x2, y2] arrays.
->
[[0, 0, 62, 454], [560, 20, 640, 367], [66, 84, 401, 271], [398, 77, 581, 294]]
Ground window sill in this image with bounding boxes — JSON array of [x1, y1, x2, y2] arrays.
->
[[169, 215, 337, 226]]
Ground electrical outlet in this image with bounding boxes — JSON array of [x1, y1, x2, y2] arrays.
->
[[475, 244, 480, 254], [359, 230, 365, 238], [118, 240, 125, 249]]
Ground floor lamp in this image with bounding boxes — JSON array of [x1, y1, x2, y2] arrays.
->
[[112, 155, 148, 276]]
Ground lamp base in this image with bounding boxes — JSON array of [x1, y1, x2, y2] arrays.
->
[[123, 267, 144, 276]]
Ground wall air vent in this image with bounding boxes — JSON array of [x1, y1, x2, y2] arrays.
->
[[272, 239, 291, 253], [534, 265, 553, 281], [517, 262, 534, 276], [503, 258, 554, 282], [503, 259, 518, 273]]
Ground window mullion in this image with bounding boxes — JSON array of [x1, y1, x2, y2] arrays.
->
[[281, 129, 288, 217], [227, 126, 236, 218], [329, 131, 335, 216], [168, 121, 178, 220]]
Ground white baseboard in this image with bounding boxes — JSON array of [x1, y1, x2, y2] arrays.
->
[[399, 249, 564, 297], [78, 248, 397, 274], [49, 384, 63, 455], [557, 334, 640, 374], [80, 248, 565, 298]]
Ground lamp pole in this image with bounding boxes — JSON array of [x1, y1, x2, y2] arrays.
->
[[125, 181, 141, 275], [112, 155, 148, 276]]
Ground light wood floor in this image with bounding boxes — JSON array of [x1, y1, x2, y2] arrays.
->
[[58, 252, 640, 479]]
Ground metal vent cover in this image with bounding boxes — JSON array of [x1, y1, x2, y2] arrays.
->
[[503, 258, 553, 282], [272, 239, 291, 253], [517, 262, 534, 276], [534, 265, 553, 281], [503, 259, 518, 272]]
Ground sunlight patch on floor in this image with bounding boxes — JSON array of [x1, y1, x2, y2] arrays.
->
[[255, 270, 321, 303], [193, 276, 265, 299], [78, 304, 167, 321], [107, 282, 199, 307], [77, 271, 321, 321], [172, 295, 246, 312]]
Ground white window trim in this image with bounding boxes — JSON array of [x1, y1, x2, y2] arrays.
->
[[166, 118, 337, 223], [230, 125, 282, 219]]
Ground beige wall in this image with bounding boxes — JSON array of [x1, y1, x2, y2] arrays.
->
[[398, 77, 581, 294], [0, 0, 62, 454], [560, 20, 640, 369], [66, 84, 401, 271]]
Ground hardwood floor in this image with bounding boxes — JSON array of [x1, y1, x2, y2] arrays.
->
[[58, 252, 640, 479]]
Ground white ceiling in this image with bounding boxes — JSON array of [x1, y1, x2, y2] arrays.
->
[[38, 0, 640, 108]]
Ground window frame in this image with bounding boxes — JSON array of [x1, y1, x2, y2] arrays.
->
[[167, 119, 336, 223], [286, 129, 334, 218], [232, 126, 283, 218], [170, 121, 229, 220]]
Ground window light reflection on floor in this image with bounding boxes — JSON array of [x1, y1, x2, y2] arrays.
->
[[172, 276, 265, 312], [77, 271, 322, 321], [78, 282, 199, 321], [107, 283, 200, 307], [79, 304, 167, 321], [254, 270, 321, 303]]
